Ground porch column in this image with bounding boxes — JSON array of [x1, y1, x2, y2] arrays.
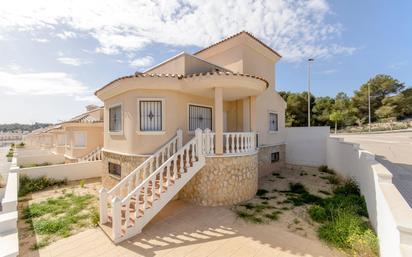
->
[[214, 87, 224, 155], [250, 96, 257, 131]]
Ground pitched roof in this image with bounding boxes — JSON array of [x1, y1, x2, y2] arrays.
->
[[62, 107, 103, 124], [95, 70, 268, 96], [194, 31, 282, 58]]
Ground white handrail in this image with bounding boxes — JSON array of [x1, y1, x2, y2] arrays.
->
[[202, 131, 256, 155], [78, 147, 102, 162], [107, 131, 182, 197], [111, 130, 201, 240]]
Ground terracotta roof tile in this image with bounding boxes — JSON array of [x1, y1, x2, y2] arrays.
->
[[95, 71, 268, 95]]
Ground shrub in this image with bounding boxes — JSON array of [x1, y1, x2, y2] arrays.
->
[[333, 179, 360, 196], [288, 183, 307, 194], [318, 165, 335, 174], [19, 175, 67, 197], [309, 205, 327, 222], [256, 189, 268, 196]]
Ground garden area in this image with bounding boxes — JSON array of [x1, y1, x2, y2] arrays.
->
[[233, 165, 378, 257], [17, 176, 101, 256]]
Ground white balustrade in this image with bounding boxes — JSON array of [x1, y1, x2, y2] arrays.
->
[[202, 131, 256, 155], [78, 147, 103, 162], [111, 129, 203, 242], [99, 129, 183, 227]]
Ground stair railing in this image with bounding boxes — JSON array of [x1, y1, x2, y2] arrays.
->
[[110, 128, 203, 241], [78, 147, 102, 162], [99, 129, 183, 224]]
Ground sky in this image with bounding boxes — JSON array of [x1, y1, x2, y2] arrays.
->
[[0, 0, 411, 124]]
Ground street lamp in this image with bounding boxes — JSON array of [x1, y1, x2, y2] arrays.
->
[[368, 83, 371, 132], [307, 58, 314, 127]]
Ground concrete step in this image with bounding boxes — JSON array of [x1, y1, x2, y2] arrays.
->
[[0, 229, 18, 257], [0, 211, 17, 234]]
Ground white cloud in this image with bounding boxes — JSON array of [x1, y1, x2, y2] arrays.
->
[[129, 56, 154, 68], [32, 38, 49, 43], [56, 30, 77, 39], [57, 57, 90, 66], [0, 0, 354, 61], [74, 94, 102, 104], [0, 71, 87, 95]]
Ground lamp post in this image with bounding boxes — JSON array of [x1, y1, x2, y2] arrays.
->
[[307, 58, 314, 127], [368, 83, 371, 132]]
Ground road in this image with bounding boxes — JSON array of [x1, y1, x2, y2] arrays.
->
[[334, 131, 412, 207]]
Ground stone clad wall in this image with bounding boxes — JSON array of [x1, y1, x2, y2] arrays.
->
[[179, 153, 258, 206], [102, 150, 147, 190], [257, 144, 285, 178]]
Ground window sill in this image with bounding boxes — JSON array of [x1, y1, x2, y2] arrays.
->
[[108, 174, 121, 180], [109, 131, 123, 136], [268, 131, 279, 134], [136, 131, 166, 136]]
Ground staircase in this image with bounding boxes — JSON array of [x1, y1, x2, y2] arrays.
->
[[99, 129, 205, 243], [78, 147, 102, 162]]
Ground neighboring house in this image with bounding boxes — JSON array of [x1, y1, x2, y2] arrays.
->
[[24, 105, 104, 162], [96, 31, 287, 243]]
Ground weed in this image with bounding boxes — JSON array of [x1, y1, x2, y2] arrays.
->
[[19, 175, 67, 197], [272, 173, 280, 176], [79, 179, 85, 188], [286, 183, 323, 206], [90, 209, 99, 227], [325, 175, 340, 185], [234, 209, 263, 224], [333, 179, 360, 196], [260, 196, 270, 200], [30, 239, 50, 250], [256, 189, 269, 196], [264, 211, 279, 221], [318, 165, 335, 174], [261, 201, 268, 205], [293, 218, 300, 224], [309, 205, 327, 222]]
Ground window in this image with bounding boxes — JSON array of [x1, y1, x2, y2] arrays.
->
[[73, 132, 86, 148], [109, 105, 122, 132], [271, 152, 280, 163], [57, 134, 66, 146], [189, 105, 212, 131], [108, 162, 121, 178], [139, 100, 163, 131], [269, 112, 278, 132]]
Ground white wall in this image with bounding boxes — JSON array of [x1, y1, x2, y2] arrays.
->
[[20, 161, 103, 181], [327, 138, 412, 257], [285, 127, 329, 166], [16, 152, 65, 167]]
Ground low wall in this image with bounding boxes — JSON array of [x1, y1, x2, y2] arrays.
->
[[257, 144, 285, 177], [327, 138, 412, 257], [179, 153, 258, 206], [1, 158, 18, 213], [20, 161, 103, 181], [285, 127, 329, 166], [16, 152, 65, 167]]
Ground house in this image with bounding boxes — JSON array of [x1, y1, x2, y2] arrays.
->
[[95, 31, 286, 242], [24, 105, 104, 163]]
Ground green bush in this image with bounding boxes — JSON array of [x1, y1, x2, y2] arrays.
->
[[309, 205, 327, 222], [19, 175, 67, 197], [333, 179, 360, 196]]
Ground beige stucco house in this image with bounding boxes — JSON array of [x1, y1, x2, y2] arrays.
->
[[24, 105, 104, 162], [96, 31, 287, 242]]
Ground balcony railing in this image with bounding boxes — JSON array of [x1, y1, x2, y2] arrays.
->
[[201, 129, 257, 155]]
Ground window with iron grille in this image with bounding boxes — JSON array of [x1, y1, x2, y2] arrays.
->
[[139, 100, 163, 131], [108, 162, 121, 178], [271, 152, 280, 163], [269, 112, 278, 132], [189, 105, 212, 131], [109, 105, 122, 132]]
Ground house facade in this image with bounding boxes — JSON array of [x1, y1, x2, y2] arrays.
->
[[96, 32, 286, 208]]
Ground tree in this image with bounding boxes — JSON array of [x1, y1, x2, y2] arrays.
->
[[279, 91, 315, 127], [312, 96, 334, 126], [352, 74, 405, 121], [329, 92, 357, 133]]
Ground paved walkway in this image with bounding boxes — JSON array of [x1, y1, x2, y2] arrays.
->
[[33, 200, 344, 257], [335, 131, 412, 207]]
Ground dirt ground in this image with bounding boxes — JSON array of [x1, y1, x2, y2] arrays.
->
[[17, 178, 102, 257]]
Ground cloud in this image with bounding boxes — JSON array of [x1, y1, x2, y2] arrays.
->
[[389, 61, 407, 70], [57, 57, 90, 66], [56, 30, 77, 39], [74, 94, 102, 104], [32, 38, 49, 43], [129, 56, 154, 68], [0, 0, 354, 61], [0, 71, 88, 95]]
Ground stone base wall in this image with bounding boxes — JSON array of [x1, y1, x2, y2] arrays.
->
[[101, 150, 147, 190], [257, 144, 286, 178], [179, 154, 258, 206]]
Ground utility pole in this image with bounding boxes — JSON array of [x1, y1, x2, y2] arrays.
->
[[368, 83, 371, 132], [307, 58, 314, 127]]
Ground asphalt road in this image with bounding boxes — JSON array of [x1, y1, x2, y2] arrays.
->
[[334, 131, 412, 207]]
